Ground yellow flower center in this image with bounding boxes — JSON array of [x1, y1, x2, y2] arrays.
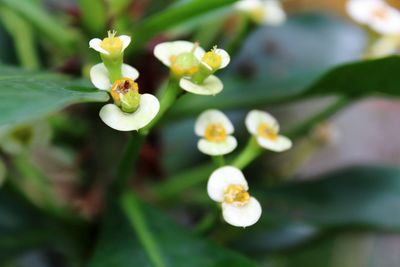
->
[[250, 8, 266, 24], [101, 30, 123, 55], [202, 47, 222, 70], [110, 78, 141, 113], [204, 123, 227, 142], [224, 184, 250, 207], [257, 122, 278, 140]]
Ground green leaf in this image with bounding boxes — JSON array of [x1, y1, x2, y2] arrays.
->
[[131, 0, 239, 50], [88, 192, 259, 267], [304, 55, 400, 97], [0, 65, 109, 128], [233, 166, 400, 253], [168, 13, 365, 119], [78, 0, 107, 35]]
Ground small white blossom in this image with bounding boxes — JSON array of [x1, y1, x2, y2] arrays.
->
[[346, 0, 400, 35], [195, 110, 237, 156], [245, 110, 292, 152], [90, 63, 139, 91], [153, 40, 205, 68], [89, 31, 131, 56], [199, 47, 231, 71], [207, 166, 262, 227], [99, 94, 160, 131], [235, 0, 286, 25]]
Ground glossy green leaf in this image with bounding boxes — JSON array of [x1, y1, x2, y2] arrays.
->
[[88, 192, 259, 267], [233, 166, 400, 253], [0, 65, 109, 128]]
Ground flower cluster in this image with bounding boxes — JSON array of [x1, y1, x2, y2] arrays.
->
[[89, 31, 160, 131], [196, 109, 292, 227], [234, 0, 286, 25], [154, 41, 230, 96], [347, 0, 400, 57]]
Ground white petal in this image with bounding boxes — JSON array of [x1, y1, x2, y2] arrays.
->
[[89, 38, 110, 55], [245, 110, 279, 135], [256, 135, 292, 152], [198, 136, 237, 156], [216, 48, 230, 69], [370, 7, 400, 35], [153, 41, 205, 67], [179, 75, 223, 95], [222, 197, 262, 227], [121, 64, 139, 80], [346, 0, 386, 24], [90, 63, 139, 91], [234, 0, 263, 11], [262, 0, 286, 25], [207, 166, 248, 202], [195, 109, 234, 136], [99, 94, 160, 131], [369, 35, 400, 57], [90, 63, 111, 90], [119, 35, 131, 51]]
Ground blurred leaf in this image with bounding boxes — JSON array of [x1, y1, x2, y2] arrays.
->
[[132, 0, 239, 50], [88, 192, 259, 267], [168, 13, 365, 119], [79, 0, 107, 35], [0, 0, 76, 50], [233, 166, 400, 253], [0, 65, 109, 129], [305, 55, 400, 97]]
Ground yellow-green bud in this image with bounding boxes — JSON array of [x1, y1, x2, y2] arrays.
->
[[110, 78, 141, 113]]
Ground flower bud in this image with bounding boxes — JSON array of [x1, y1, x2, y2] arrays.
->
[[110, 78, 141, 113]]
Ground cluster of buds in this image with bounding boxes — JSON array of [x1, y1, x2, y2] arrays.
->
[[195, 109, 292, 227], [347, 0, 400, 57], [154, 41, 230, 96], [89, 31, 160, 131]]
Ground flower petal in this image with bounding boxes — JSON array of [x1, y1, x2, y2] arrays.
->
[[195, 109, 234, 136], [216, 48, 230, 69], [90, 63, 139, 91], [245, 110, 279, 135], [234, 0, 263, 11], [121, 64, 139, 80], [369, 35, 400, 57], [198, 136, 237, 156], [179, 75, 223, 95], [370, 7, 400, 35], [262, 0, 286, 25], [119, 35, 131, 51], [207, 166, 248, 202], [90, 63, 111, 90], [89, 38, 110, 55], [256, 134, 292, 152], [99, 94, 160, 131], [346, 0, 386, 24], [154, 41, 205, 67], [222, 197, 262, 227]]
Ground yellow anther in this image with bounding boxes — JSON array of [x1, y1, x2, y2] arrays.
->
[[202, 47, 222, 70], [204, 123, 227, 142], [257, 122, 278, 140], [110, 78, 138, 105], [101, 30, 123, 55], [224, 184, 250, 207]]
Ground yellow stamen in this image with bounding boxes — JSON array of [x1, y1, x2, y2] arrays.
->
[[204, 123, 227, 142], [101, 30, 123, 55], [110, 78, 138, 105], [202, 46, 222, 70], [257, 122, 278, 140], [224, 184, 250, 207]]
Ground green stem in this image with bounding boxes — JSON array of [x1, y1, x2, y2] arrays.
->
[[140, 78, 181, 135], [121, 192, 166, 267], [212, 155, 225, 167], [232, 137, 262, 169]]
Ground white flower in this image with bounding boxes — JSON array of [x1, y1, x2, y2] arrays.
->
[[153, 40, 205, 68], [90, 63, 139, 91], [199, 47, 231, 71], [207, 166, 262, 227], [235, 0, 286, 25], [179, 75, 223, 95], [346, 0, 400, 35], [245, 110, 292, 152], [89, 30, 131, 56], [99, 94, 160, 131], [195, 110, 237, 156]]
